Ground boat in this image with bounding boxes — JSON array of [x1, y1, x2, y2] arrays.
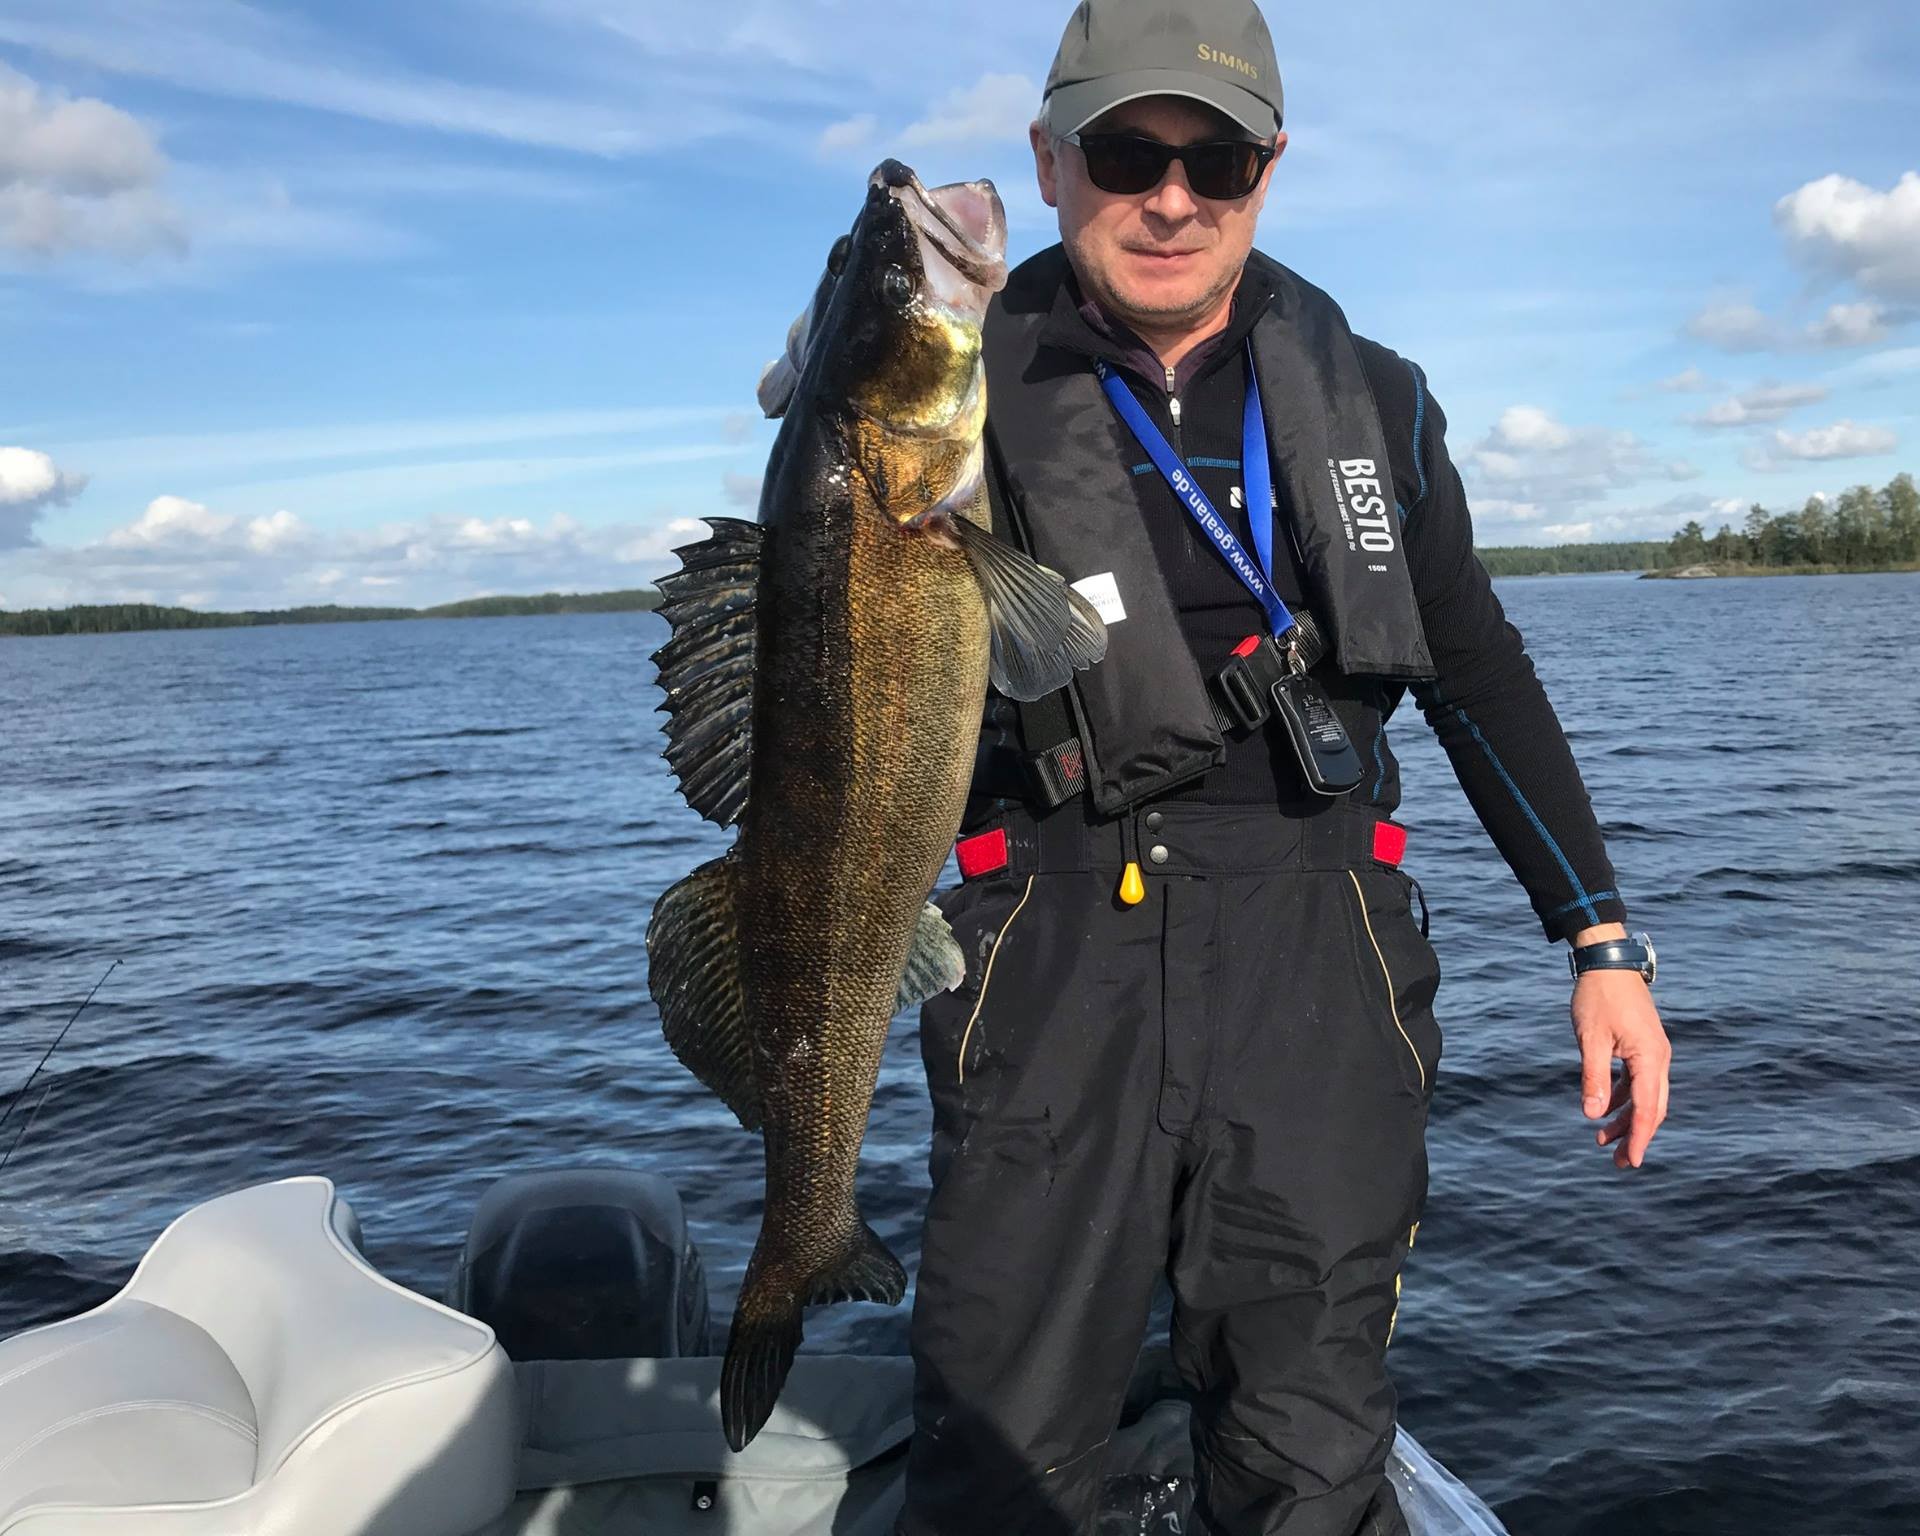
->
[[0, 1170, 1510, 1534]]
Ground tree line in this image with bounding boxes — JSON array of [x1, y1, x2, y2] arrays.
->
[[0, 589, 660, 638], [1665, 472, 1919, 570], [1476, 541, 1676, 577]]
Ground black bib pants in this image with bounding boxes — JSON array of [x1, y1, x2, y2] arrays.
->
[[901, 799, 1441, 1536]]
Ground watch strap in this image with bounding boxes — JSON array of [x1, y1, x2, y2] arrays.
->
[[1569, 934, 1656, 984]]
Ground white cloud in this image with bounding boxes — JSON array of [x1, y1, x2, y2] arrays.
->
[[1680, 292, 1906, 358], [103, 493, 233, 547], [817, 115, 876, 157], [8, 493, 710, 610], [0, 63, 186, 259], [1685, 299, 1778, 353], [1690, 381, 1829, 428], [1775, 171, 1920, 300], [1655, 367, 1713, 393], [1745, 419, 1899, 471], [1667, 460, 1702, 480], [245, 508, 306, 553], [1469, 497, 1547, 526], [1474, 489, 1732, 546], [1484, 405, 1574, 452], [99, 494, 316, 556], [0, 445, 88, 547], [901, 74, 1040, 147], [1806, 301, 1890, 349], [1461, 406, 1653, 517], [0, 445, 86, 507], [0, 66, 160, 192]]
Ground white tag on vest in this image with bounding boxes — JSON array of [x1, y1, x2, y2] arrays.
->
[[1070, 571, 1127, 624]]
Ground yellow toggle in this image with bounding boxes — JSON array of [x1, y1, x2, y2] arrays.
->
[[1118, 861, 1145, 906]]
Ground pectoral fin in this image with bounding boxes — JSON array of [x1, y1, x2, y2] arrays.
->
[[896, 901, 965, 1013], [949, 515, 1108, 701]]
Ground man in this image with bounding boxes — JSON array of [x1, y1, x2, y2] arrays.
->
[[902, 2, 1673, 1533]]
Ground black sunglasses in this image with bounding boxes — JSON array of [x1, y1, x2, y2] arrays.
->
[[1061, 131, 1274, 201]]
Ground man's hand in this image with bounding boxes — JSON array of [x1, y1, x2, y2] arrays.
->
[[1567, 924, 1671, 1169]]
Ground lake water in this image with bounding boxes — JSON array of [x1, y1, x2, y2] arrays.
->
[[1, 571, 1915, 1535]]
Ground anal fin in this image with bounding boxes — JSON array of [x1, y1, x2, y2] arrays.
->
[[645, 852, 760, 1131], [806, 1223, 908, 1307]]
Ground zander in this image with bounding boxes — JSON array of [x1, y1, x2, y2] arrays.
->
[[645, 159, 1107, 1451]]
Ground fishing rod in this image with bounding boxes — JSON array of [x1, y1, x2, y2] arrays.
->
[[0, 960, 118, 1141], [0, 1086, 53, 1176]]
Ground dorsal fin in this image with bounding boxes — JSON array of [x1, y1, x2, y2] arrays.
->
[[652, 517, 763, 826]]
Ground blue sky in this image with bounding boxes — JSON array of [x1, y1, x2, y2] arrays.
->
[[1, 0, 1915, 610]]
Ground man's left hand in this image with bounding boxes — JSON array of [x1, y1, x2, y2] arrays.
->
[[1571, 963, 1671, 1170]]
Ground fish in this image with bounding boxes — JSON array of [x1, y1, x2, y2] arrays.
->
[[644, 158, 1107, 1450]]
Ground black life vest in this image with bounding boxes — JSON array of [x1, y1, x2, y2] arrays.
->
[[981, 246, 1436, 815]]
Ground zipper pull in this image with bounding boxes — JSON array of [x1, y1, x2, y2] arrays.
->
[[1164, 363, 1177, 392], [1169, 394, 1182, 426]]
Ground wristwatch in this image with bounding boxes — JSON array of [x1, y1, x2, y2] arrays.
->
[[1569, 931, 1657, 985]]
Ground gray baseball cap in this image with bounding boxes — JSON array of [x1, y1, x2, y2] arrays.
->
[[1042, 0, 1283, 141]]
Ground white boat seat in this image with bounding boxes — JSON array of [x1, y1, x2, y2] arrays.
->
[[0, 1176, 519, 1535]]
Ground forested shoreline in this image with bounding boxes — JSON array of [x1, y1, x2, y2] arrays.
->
[[1659, 473, 1918, 572], [1485, 472, 1916, 577], [6, 473, 1913, 634], [0, 589, 659, 637]]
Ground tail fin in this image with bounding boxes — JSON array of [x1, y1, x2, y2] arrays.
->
[[720, 1226, 908, 1450], [721, 1289, 804, 1453]]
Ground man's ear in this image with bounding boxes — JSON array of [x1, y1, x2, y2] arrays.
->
[[1030, 119, 1059, 209]]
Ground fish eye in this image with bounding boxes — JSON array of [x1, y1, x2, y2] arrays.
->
[[826, 234, 850, 277], [881, 266, 914, 308]]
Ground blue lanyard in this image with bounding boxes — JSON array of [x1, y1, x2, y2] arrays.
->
[[1095, 345, 1295, 640]]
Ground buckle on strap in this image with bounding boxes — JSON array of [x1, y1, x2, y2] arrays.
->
[[1023, 738, 1086, 809], [1210, 633, 1293, 733]]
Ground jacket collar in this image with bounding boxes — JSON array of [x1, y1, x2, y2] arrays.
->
[[1030, 246, 1279, 391]]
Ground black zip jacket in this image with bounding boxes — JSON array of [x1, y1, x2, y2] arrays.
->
[[978, 247, 1627, 942]]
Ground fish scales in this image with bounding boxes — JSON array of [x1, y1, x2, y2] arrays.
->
[[737, 441, 990, 1242]]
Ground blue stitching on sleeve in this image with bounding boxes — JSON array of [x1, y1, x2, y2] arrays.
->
[[1405, 358, 1429, 509], [1370, 729, 1387, 801], [1188, 456, 1241, 469], [1130, 462, 1155, 475], [1545, 890, 1618, 922], [1453, 706, 1598, 926]]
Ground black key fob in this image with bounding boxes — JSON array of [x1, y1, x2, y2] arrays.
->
[[1272, 672, 1364, 796]]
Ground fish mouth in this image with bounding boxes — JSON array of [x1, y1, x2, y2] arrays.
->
[[871, 159, 1008, 305]]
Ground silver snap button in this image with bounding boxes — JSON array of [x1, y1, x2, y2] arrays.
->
[[1148, 844, 1169, 865], [1144, 810, 1164, 831]]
